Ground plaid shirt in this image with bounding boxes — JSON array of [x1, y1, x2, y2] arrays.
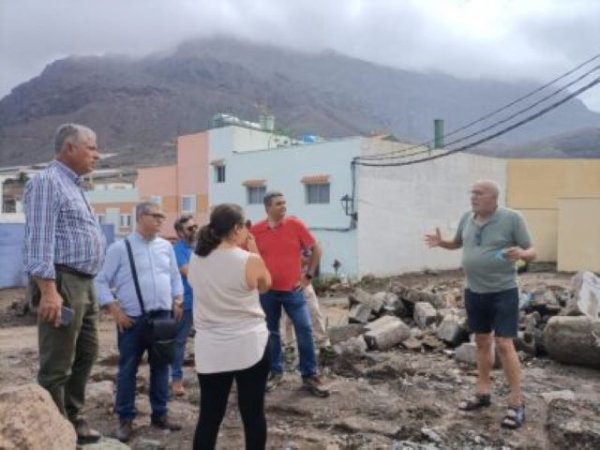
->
[[23, 160, 106, 279]]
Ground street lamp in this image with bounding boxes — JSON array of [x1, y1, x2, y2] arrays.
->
[[340, 194, 357, 221]]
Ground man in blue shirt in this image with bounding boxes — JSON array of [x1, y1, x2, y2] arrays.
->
[[95, 202, 184, 443], [171, 214, 198, 396], [23, 123, 106, 445]]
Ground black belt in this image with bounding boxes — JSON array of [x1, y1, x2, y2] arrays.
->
[[55, 264, 95, 279]]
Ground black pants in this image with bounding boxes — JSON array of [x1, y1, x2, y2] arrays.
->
[[193, 347, 269, 450]]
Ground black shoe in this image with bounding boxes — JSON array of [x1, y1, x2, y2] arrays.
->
[[302, 375, 330, 398], [266, 372, 283, 393], [72, 418, 102, 444], [116, 419, 133, 443], [151, 415, 182, 431]]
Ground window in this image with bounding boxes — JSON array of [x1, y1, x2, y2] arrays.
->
[[119, 214, 132, 228], [149, 195, 162, 206], [214, 165, 226, 183], [247, 186, 266, 205], [306, 183, 330, 204], [181, 195, 196, 213]]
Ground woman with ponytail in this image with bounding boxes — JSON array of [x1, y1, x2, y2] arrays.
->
[[188, 203, 271, 450]]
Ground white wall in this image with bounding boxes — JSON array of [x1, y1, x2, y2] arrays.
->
[[208, 126, 361, 275], [357, 152, 507, 276]]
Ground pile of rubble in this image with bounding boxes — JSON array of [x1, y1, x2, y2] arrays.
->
[[329, 271, 600, 370]]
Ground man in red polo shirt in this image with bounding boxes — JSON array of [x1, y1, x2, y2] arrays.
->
[[251, 191, 329, 397]]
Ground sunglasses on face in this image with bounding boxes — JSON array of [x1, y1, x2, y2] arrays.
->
[[145, 212, 166, 220]]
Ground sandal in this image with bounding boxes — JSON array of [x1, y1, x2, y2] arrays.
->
[[501, 404, 525, 429], [458, 393, 491, 411]]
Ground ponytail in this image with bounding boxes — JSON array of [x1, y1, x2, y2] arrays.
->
[[195, 224, 221, 256]]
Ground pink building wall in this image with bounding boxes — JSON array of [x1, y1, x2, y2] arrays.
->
[[135, 133, 210, 239], [177, 132, 209, 225], [136, 165, 178, 239]]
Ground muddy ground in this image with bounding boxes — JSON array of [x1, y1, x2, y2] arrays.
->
[[1, 270, 599, 449]]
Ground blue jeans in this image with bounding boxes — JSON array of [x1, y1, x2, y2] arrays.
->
[[170, 309, 193, 382], [259, 289, 317, 378], [116, 311, 170, 421]]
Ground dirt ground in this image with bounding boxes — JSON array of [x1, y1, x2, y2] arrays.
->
[[1, 270, 599, 449]]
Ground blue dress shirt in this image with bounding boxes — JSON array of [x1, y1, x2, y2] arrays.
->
[[95, 232, 184, 316]]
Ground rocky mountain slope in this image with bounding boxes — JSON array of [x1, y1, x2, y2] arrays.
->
[[1, 38, 598, 168]]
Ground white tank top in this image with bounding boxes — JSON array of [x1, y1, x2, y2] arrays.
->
[[188, 247, 268, 373]]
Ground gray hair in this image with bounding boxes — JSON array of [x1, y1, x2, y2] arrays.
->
[[136, 201, 159, 220], [474, 180, 500, 199], [54, 123, 95, 153], [263, 190, 283, 208]]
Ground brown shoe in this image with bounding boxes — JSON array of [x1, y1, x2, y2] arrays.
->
[[172, 380, 185, 397], [151, 415, 182, 431], [116, 419, 133, 443], [302, 375, 330, 398], [73, 418, 101, 444]]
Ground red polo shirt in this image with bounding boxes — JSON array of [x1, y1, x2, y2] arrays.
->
[[251, 216, 315, 291]]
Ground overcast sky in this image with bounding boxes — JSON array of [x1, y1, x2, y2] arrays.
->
[[1, 0, 599, 111]]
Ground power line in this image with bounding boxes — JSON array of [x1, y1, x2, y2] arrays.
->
[[354, 76, 600, 167], [362, 63, 600, 162], [360, 51, 600, 160]]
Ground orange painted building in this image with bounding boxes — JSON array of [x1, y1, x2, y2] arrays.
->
[[136, 132, 209, 239]]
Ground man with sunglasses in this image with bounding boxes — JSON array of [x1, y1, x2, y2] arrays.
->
[[170, 214, 199, 396], [424, 180, 536, 430]]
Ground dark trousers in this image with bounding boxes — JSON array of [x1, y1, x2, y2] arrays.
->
[[193, 347, 269, 450], [35, 270, 99, 421]]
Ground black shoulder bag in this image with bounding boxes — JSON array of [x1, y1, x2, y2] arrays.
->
[[125, 238, 178, 366]]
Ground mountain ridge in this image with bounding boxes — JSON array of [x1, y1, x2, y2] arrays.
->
[[1, 37, 598, 168]]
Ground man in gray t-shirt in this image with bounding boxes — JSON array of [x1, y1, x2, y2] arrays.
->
[[425, 180, 536, 430]]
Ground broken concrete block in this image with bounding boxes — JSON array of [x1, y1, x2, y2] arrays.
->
[[328, 324, 366, 344], [436, 315, 467, 346], [414, 302, 437, 329], [421, 334, 444, 350], [348, 303, 372, 324], [365, 315, 397, 331], [337, 336, 368, 356], [0, 384, 77, 450], [515, 331, 537, 356], [540, 390, 575, 404], [364, 317, 410, 351], [454, 342, 477, 365], [349, 288, 383, 313], [401, 337, 423, 351], [544, 316, 600, 369], [390, 282, 445, 309]]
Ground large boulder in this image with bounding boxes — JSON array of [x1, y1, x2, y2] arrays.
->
[[543, 317, 600, 369], [0, 384, 77, 450]]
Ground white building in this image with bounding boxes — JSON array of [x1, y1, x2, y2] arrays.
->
[[200, 123, 507, 278]]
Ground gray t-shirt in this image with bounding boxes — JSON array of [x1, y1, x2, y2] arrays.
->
[[454, 207, 532, 293]]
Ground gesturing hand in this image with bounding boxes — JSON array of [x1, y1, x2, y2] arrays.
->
[[424, 227, 442, 248]]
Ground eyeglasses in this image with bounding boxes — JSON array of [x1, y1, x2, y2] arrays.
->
[[145, 212, 166, 220]]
